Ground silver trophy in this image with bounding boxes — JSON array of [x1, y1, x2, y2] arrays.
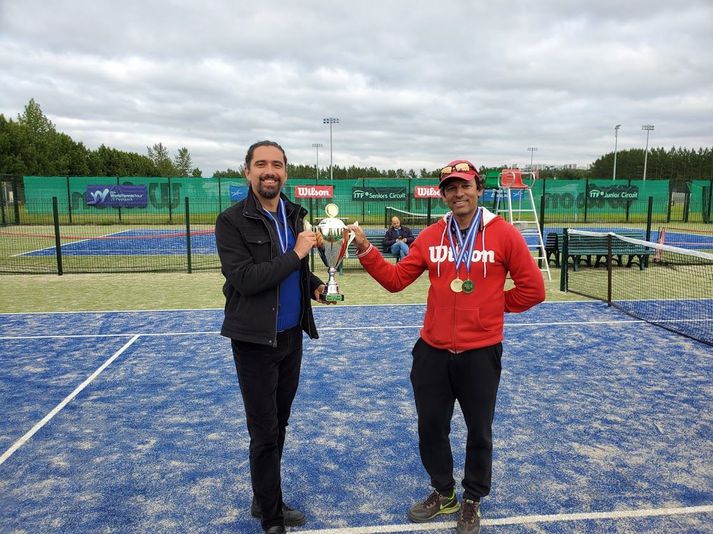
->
[[315, 203, 356, 302]]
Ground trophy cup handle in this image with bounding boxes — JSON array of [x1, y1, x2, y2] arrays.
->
[[345, 221, 358, 258]]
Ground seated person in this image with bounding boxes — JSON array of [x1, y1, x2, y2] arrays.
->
[[383, 216, 414, 260]]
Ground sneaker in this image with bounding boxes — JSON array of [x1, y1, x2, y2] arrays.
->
[[408, 489, 460, 523], [251, 499, 306, 527], [456, 498, 481, 534]]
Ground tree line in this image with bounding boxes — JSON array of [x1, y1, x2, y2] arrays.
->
[[0, 100, 201, 178], [2, 99, 712, 187]]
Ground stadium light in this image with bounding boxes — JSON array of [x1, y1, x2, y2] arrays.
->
[[641, 124, 654, 181], [323, 118, 339, 181], [312, 143, 323, 183], [527, 147, 538, 170], [613, 124, 621, 181]]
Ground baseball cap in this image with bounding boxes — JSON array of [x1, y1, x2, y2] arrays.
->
[[439, 160, 481, 188]]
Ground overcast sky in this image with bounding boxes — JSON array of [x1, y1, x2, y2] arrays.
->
[[1, 0, 712, 176]]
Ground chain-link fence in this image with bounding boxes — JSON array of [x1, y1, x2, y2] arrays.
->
[[1, 175, 711, 274]]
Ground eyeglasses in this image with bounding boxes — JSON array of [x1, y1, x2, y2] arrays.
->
[[440, 162, 474, 177]]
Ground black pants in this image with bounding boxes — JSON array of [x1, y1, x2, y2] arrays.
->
[[410, 338, 502, 500], [231, 326, 303, 530]]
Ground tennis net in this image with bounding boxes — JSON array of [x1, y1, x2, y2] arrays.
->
[[564, 229, 713, 346], [384, 206, 448, 228]]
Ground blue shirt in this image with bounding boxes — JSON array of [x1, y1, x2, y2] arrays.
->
[[265, 209, 301, 331]]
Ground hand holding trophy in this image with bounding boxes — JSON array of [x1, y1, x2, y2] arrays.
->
[[315, 203, 356, 301]]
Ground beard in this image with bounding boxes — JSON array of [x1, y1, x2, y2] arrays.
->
[[256, 174, 282, 199]]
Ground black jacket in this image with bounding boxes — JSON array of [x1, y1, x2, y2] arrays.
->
[[383, 225, 415, 252], [215, 189, 323, 347]]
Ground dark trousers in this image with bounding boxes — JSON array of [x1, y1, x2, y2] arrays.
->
[[410, 338, 502, 500], [231, 326, 303, 530]]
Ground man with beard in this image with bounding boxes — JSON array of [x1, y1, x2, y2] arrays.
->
[[215, 140, 328, 534]]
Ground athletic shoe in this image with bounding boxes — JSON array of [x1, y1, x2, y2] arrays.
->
[[251, 499, 306, 527], [408, 489, 460, 522], [456, 498, 481, 534]]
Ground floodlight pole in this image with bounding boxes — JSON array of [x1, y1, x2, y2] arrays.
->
[[527, 147, 538, 170], [613, 124, 621, 181], [642, 124, 654, 181], [312, 143, 323, 183], [323, 117, 339, 181]]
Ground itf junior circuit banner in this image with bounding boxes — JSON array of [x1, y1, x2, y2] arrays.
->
[[86, 185, 147, 207]]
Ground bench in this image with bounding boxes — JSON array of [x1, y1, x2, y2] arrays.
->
[[545, 232, 560, 267], [565, 230, 654, 271]]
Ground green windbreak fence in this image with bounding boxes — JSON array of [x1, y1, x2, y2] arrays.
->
[[3, 175, 711, 274], [17, 175, 689, 220], [689, 179, 713, 223]]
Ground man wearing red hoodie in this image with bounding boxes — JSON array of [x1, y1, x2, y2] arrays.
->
[[349, 160, 545, 534]]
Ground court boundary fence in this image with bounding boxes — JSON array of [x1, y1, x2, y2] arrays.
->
[[1, 192, 712, 275]]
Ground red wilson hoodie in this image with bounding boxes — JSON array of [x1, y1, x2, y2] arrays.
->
[[359, 208, 546, 352]]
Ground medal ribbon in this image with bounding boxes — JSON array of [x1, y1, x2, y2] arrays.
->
[[447, 207, 482, 278], [263, 199, 289, 253]]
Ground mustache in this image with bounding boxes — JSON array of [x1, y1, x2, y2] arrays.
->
[[259, 173, 281, 181]]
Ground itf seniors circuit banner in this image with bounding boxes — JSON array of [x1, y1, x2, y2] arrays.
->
[[352, 186, 407, 201], [86, 185, 147, 208]]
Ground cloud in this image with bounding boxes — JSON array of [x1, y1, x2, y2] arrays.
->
[[1, 0, 712, 175]]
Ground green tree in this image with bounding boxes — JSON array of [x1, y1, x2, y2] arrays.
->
[[17, 98, 55, 137], [174, 147, 192, 176], [147, 143, 177, 177], [213, 168, 244, 178]]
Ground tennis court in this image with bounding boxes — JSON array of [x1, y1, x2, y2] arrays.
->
[[1, 302, 712, 533], [12, 225, 713, 260]]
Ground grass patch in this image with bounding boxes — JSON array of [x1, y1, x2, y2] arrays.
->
[[0, 267, 578, 313]]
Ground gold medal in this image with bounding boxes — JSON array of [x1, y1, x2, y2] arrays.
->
[[450, 278, 463, 293], [462, 279, 474, 293]]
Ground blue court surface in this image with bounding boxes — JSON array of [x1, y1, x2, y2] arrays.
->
[[19, 226, 713, 257], [1, 302, 712, 533]]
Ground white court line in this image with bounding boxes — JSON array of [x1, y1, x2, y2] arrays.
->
[[12, 238, 93, 257], [296, 504, 713, 533], [12, 229, 135, 257], [0, 334, 140, 467]]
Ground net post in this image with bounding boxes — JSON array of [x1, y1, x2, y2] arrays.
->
[[52, 197, 63, 276], [606, 234, 612, 305], [538, 192, 546, 269], [12, 178, 20, 224], [427, 198, 432, 225], [66, 176, 73, 224], [168, 177, 173, 224], [666, 183, 672, 223], [645, 196, 654, 241], [704, 184, 712, 224], [116, 176, 122, 223], [0, 180, 6, 227], [683, 189, 690, 222], [309, 198, 314, 272], [185, 196, 192, 274], [559, 229, 569, 292]]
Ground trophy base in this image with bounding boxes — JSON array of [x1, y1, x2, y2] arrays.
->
[[323, 293, 344, 302]]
